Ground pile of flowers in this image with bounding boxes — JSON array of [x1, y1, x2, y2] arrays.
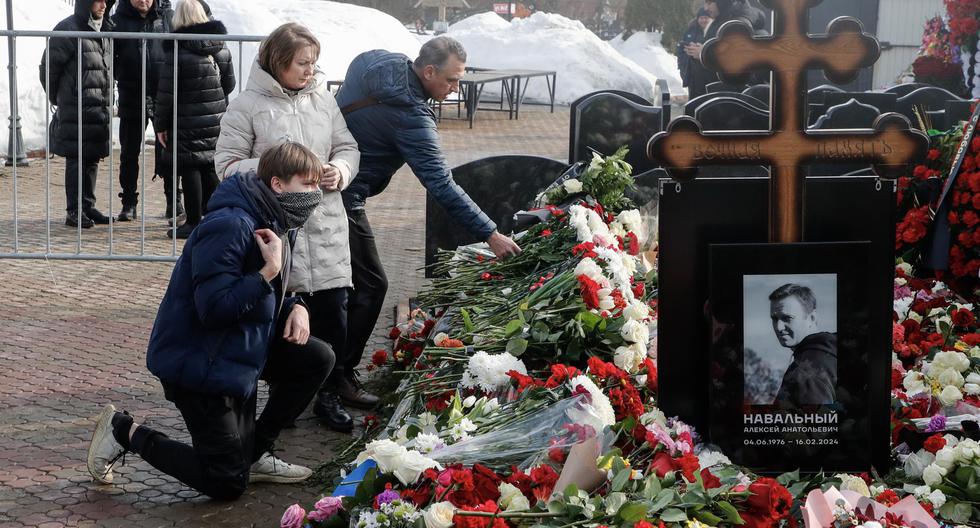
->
[[913, 16, 966, 96], [279, 147, 980, 528], [946, 0, 980, 97]]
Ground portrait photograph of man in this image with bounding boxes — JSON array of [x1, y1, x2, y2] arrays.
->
[[743, 274, 838, 406]]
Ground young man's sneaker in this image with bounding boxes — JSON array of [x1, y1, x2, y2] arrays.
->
[[249, 452, 313, 483], [87, 404, 125, 484]]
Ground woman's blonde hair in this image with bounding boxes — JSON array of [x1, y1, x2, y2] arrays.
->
[[259, 23, 321, 80], [172, 0, 209, 30]]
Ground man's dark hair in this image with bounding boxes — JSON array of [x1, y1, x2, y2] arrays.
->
[[768, 283, 817, 314], [257, 141, 322, 187], [415, 36, 467, 71]]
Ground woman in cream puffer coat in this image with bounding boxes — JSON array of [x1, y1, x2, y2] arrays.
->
[[214, 23, 360, 432]]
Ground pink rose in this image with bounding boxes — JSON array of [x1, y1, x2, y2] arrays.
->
[[281, 504, 306, 528], [307, 496, 344, 522]]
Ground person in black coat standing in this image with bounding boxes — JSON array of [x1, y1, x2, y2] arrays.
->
[[676, 8, 714, 99], [39, 0, 116, 228], [154, 0, 234, 239], [685, 0, 768, 94], [111, 0, 174, 222]]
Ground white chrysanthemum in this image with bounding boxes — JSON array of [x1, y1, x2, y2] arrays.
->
[[449, 418, 477, 441], [460, 351, 527, 393], [696, 448, 731, 468], [568, 375, 616, 427], [413, 433, 444, 454], [568, 205, 593, 242], [597, 288, 616, 311], [574, 257, 605, 282]]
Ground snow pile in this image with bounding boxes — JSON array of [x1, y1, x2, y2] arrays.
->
[[609, 31, 685, 98], [1, 0, 421, 150], [447, 11, 659, 104]]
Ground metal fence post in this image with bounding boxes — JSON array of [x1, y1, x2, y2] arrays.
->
[[4, 0, 28, 166]]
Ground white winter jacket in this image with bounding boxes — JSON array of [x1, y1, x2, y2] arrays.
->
[[215, 61, 360, 292]]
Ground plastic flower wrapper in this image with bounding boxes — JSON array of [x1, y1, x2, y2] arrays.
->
[[424, 394, 615, 472]]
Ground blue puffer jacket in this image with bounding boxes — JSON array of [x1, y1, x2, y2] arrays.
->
[[337, 50, 496, 240], [146, 172, 299, 398]]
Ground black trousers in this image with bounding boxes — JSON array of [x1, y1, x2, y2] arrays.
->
[[300, 287, 349, 385], [129, 336, 334, 500], [118, 113, 165, 206], [64, 157, 98, 214], [345, 209, 388, 374], [181, 164, 219, 225]]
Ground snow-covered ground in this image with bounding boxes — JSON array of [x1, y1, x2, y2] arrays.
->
[[446, 12, 661, 104], [1, 2, 683, 151], [609, 31, 685, 98], [1, 0, 421, 150]]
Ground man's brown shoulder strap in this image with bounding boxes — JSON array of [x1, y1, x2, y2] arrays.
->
[[341, 97, 381, 115]]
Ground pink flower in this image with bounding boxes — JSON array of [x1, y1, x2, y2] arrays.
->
[[281, 504, 306, 528], [307, 496, 344, 522]]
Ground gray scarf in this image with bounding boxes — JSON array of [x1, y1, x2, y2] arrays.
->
[[276, 189, 322, 229]]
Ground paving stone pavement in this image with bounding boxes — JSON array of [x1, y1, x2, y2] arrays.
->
[[0, 107, 568, 527]]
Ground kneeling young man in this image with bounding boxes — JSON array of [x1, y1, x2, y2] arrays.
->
[[86, 142, 334, 499]]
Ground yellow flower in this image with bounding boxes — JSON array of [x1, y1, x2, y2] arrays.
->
[[955, 341, 968, 352]]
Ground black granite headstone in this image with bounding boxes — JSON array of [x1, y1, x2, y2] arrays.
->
[[706, 80, 749, 93], [686, 92, 769, 117], [823, 91, 897, 114], [742, 84, 771, 104], [806, 84, 845, 125], [884, 82, 933, 97], [694, 96, 770, 131], [424, 155, 568, 275], [807, 98, 881, 176], [568, 90, 653, 164], [896, 86, 965, 124], [569, 92, 665, 175], [657, 175, 893, 472]]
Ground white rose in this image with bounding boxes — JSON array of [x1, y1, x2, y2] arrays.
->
[[505, 494, 530, 512], [835, 473, 870, 496], [922, 463, 948, 486], [935, 447, 958, 470], [392, 449, 438, 486], [621, 319, 650, 345], [939, 385, 964, 407], [563, 179, 583, 193], [897, 262, 913, 275], [903, 371, 926, 395], [895, 277, 908, 286], [422, 502, 456, 528], [608, 221, 627, 238], [928, 489, 947, 508], [912, 485, 932, 499], [938, 369, 966, 388], [484, 398, 500, 412], [944, 434, 961, 448], [498, 482, 523, 509], [357, 439, 406, 474], [614, 346, 638, 373], [954, 439, 980, 464], [623, 300, 650, 321], [432, 332, 449, 346]]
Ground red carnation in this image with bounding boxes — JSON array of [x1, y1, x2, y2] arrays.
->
[[577, 275, 602, 309], [923, 433, 947, 454], [875, 489, 900, 507], [624, 232, 640, 256], [454, 501, 508, 528], [649, 452, 675, 478], [541, 229, 552, 237], [389, 326, 401, 339], [701, 468, 722, 489], [371, 349, 388, 367], [953, 307, 976, 327], [927, 148, 941, 161]]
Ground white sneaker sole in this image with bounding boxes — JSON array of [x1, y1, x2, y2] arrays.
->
[[248, 470, 312, 484], [87, 404, 117, 484]]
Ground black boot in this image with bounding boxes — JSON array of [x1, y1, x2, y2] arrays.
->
[[85, 208, 111, 225], [66, 210, 94, 228], [314, 391, 354, 433], [118, 192, 138, 222]]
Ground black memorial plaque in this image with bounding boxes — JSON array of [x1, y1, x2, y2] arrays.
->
[[570, 92, 664, 175], [708, 241, 882, 473]]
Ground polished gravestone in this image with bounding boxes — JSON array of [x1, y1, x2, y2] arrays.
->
[[424, 155, 567, 275], [648, 0, 926, 473], [807, 98, 881, 176], [688, 96, 772, 178], [568, 90, 653, 164], [895, 86, 965, 125], [569, 92, 665, 176]]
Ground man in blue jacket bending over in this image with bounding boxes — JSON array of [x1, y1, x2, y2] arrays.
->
[[85, 142, 334, 499], [333, 37, 521, 412]]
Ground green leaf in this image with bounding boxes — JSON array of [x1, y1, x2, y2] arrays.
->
[[504, 319, 524, 338], [611, 468, 631, 493], [617, 502, 648, 522], [547, 500, 567, 515], [777, 470, 800, 487], [939, 501, 972, 524], [604, 492, 628, 516], [650, 489, 675, 513], [460, 308, 474, 333], [660, 508, 688, 523], [642, 475, 662, 500], [506, 337, 528, 356], [695, 510, 723, 525], [716, 501, 745, 525]]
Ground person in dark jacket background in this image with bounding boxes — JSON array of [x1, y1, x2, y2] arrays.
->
[[686, 0, 768, 93], [39, 0, 116, 228], [111, 0, 173, 222], [767, 283, 837, 406], [154, 0, 234, 239], [335, 37, 521, 401], [86, 142, 334, 499], [676, 7, 714, 99]]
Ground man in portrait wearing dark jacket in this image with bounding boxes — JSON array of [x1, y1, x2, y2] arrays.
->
[[111, 0, 174, 222], [85, 143, 335, 499], [40, 0, 115, 228], [334, 36, 521, 408], [768, 283, 837, 407]]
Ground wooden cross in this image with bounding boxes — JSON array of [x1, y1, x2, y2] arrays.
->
[[648, 0, 928, 243]]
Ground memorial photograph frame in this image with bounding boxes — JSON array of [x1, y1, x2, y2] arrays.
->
[[707, 241, 884, 473]]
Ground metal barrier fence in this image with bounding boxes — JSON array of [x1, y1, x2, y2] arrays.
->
[[1, 27, 264, 261]]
